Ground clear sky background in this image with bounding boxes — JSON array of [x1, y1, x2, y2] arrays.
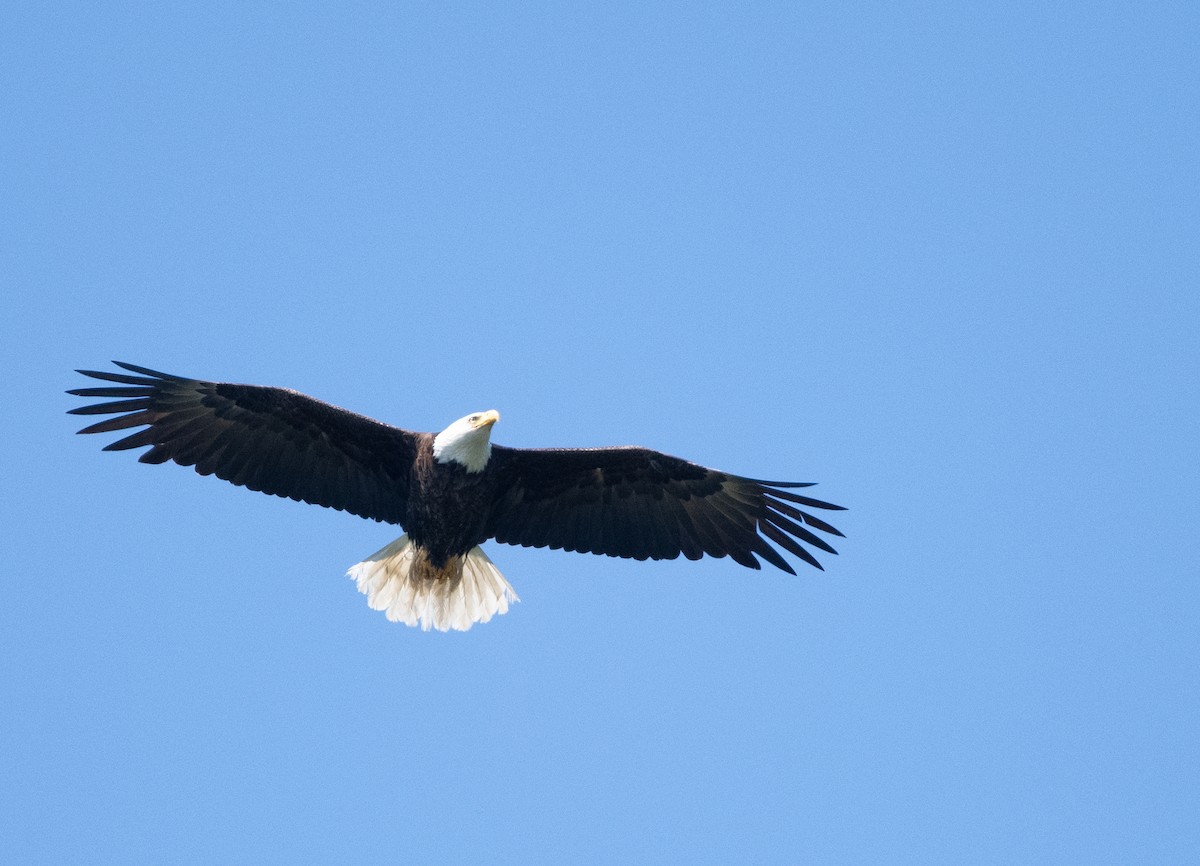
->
[[3, 2, 1197, 863]]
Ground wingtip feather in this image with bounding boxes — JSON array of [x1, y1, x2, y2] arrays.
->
[[112, 360, 177, 379]]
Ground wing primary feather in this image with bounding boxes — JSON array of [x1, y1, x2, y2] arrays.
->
[[74, 369, 161, 386], [138, 444, 174, 465], [748, 536, 796, 574], [67, 398, 153, 416], [797, 511, 845, 538], [103, 427, 160, 451], [760, 522, 824, 570], [766, 497, 846, 538], [763, 496, 812, 523], [66, 386, 152, 398], [726, 547, 762, 570], [766, 488, 847, 510], [111, 360, 182, 379], [764, 510, 839, 554], [79, 411, 157, 436]]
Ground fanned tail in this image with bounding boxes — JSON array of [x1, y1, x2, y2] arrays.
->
[[347, 536, 518, 632]]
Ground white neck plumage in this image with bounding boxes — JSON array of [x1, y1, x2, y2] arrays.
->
[[432, 410, 500, 473]]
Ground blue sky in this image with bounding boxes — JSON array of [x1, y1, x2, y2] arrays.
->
[[3, 2, 1197, 862]]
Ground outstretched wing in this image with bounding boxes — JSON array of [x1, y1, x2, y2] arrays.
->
[[68, 361, 421, 525], [485, 445, 845, 573]]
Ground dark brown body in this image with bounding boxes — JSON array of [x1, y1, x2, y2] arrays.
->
[[405, 439, 501, 568]]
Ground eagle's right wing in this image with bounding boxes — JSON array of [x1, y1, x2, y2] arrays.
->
[[68, 361, 421, 525]]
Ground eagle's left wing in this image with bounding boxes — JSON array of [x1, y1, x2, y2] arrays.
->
[[484, 444, 844, 572]]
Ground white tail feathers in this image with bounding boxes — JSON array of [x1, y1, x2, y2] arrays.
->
[[347, 535, 518, 632]]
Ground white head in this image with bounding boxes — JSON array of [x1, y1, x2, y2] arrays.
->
[[432, 410, 501, 473]]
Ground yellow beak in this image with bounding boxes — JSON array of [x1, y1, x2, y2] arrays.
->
[[475, 409, 501, 428]]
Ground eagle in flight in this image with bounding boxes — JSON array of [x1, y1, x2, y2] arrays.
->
[[69, 362, 845, 631]]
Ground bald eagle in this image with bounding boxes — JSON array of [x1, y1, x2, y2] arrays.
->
[[69, 362, 845, 631]]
